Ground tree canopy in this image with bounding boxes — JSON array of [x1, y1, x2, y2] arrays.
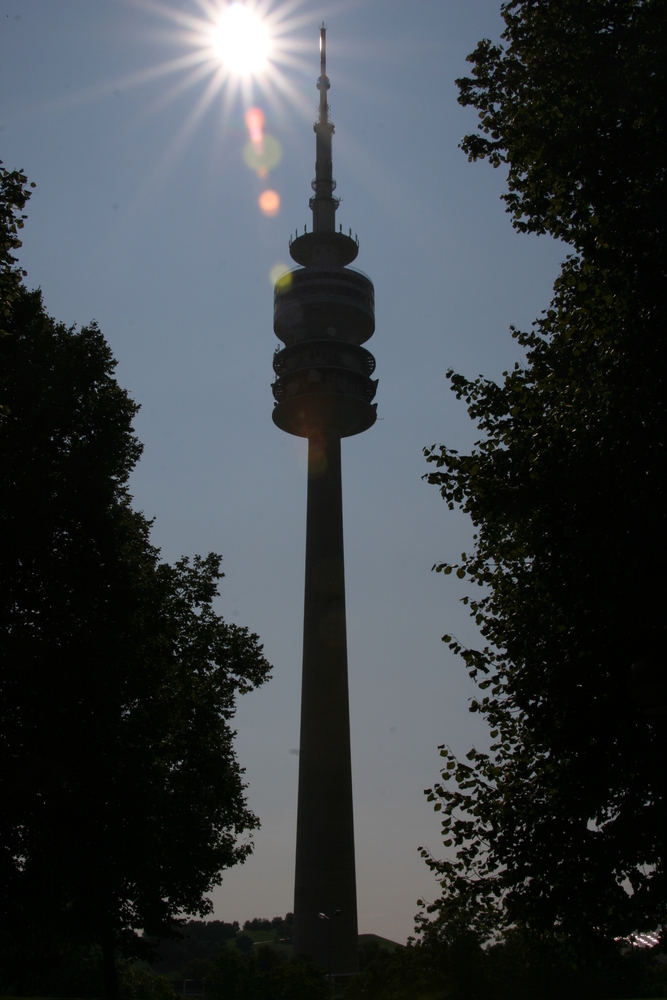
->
[[0, 164, 271, 998], [421, 0, 666, 955], [343, 930, 667, 1000], [205, 947, 327, 1000], [0, 161, 34, 412]]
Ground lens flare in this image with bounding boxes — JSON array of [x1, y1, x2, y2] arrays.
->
[[243, 105, 282, 177], [245, 106, 265, 146], [270, 263, 292, 288], [243, 134, 282, 176], [308, 434, 328, 477], [212, 4, 270, 76], [259, 189, 280, 217]]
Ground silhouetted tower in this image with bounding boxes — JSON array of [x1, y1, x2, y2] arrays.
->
[[271, 25, 377, 978]]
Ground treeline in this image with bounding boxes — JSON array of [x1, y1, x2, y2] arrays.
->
[[347, 933, 667, 1000], [148, 915, 293, 974], [146, 913, 328, 1000], [169, 948, 326, 1000], [243, 916, 293, 939]]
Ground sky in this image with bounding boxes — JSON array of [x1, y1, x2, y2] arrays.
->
[[0, 0, 566, 945]]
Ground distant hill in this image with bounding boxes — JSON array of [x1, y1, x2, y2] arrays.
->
[[149, 917, 401, 975], [358, 933, 402, 953]]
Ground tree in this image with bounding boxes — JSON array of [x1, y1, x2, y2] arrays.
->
[[206, 948, 327, 1000], [0, 161, 34, 412], [0, 165, 271, 998], [148, 919, 240, 973], [420, 0, 667, 954], [342, 931, 667, 1000]]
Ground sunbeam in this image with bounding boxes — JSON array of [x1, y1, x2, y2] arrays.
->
[[126, 0, 319, 126], [96, 0, 331, 225]]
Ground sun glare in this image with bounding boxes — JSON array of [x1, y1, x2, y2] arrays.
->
[[105, 0, 319, 220], [114, 0, 316, 150], [212, 4, 270, 76]]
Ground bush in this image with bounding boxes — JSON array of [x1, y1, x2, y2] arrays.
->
[[119, 968, 175, 1000], [206, 950, 326, 1000]]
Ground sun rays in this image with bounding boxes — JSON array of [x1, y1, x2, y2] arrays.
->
[[127, 0, 318, 131], [100, 0, 325, 228]]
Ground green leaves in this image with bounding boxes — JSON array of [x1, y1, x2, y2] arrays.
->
[[0, 259, 272, 974], [0, 162, 34, 337], [456, 0, 667, 266], [421, 0, 667, 954]]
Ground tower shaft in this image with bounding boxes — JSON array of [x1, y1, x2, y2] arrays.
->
[[293, 432, 358, 972]]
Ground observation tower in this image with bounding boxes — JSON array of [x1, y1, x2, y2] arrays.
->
[[271, 25, 377, 978]]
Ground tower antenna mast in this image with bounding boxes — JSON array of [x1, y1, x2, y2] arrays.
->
[[319, 22, 328, 122], [312, 23, 335, 233]]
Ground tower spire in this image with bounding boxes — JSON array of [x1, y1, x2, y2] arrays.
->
[[289, 25, 358, 266], [312, 22, 336, 233], [318, 22, 328, 123]]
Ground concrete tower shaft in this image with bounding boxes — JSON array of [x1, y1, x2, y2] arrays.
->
[[270, 27, 377, 979]]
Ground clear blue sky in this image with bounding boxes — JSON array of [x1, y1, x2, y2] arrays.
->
[[0, 0, 564, 944]]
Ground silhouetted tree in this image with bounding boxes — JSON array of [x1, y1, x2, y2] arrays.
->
[[206, 948, 327, 1000], [148, 919, 240, 973], [0, 165, 271, 999], [343, 932, 667, 1000], [422, 0, 666, 954], [0, 160, 34, 413], [243, 914, 293, 942], [235, 934, 255, 955]]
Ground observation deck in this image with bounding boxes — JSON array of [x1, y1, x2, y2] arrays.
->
[[273, 266, 375, 347], [272, 265, 377, 437]]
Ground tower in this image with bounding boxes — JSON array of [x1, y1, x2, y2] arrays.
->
[[271, 26, 377, 978]]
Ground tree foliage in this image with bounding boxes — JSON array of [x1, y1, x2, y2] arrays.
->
[[205, 948, 327, 1000], [148, 919, 240, 973], [342, 933, 667, 1000], [0, 161, 34, 412], [421, 0, 667, 950], [456, 0, 666, 263], [0, 163, 271, 997]]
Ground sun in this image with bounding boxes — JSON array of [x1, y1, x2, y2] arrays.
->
[[97, 0, 318, 198], [211, 4, 271, 77], [111, 0, 316, 125]]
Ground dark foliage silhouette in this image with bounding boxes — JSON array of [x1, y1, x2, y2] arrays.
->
[[422, 0, 667, 959], [0, 163, 271, 999]]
